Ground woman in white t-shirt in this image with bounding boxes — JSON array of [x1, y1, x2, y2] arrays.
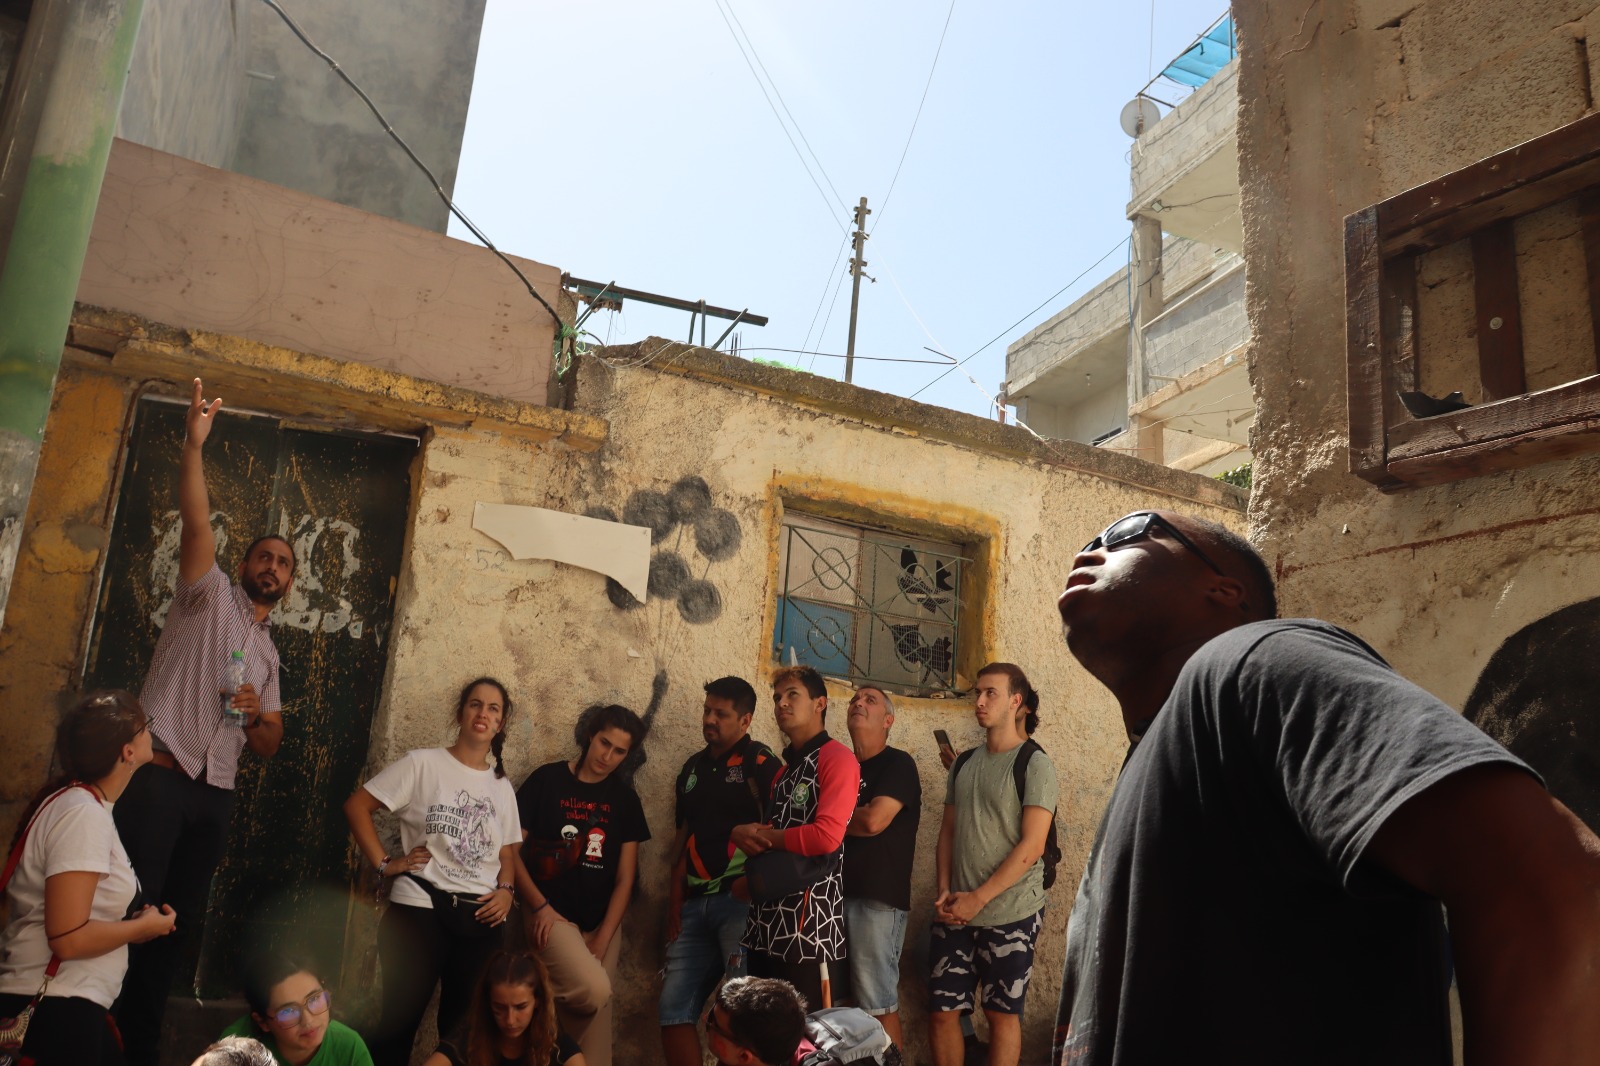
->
[[0, 690, 178, 1065], [345, 678, 522, 1066]]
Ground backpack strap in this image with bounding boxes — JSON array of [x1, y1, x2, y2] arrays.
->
[[951, 747, 977, 780], [1010, 738, 1041, 806]]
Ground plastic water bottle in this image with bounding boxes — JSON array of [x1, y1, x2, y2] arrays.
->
[[221, 651, 248, 727]]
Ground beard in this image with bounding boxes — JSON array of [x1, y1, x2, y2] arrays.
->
[[241, 572, 287, 605]]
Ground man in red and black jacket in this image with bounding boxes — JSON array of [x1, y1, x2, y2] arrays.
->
[[732, 665, 860, 1013]]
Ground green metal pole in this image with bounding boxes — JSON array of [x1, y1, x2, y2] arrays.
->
[[0, 0, 146, 626]]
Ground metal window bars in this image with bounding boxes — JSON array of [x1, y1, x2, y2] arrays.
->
[[774, 521, 965, 694]]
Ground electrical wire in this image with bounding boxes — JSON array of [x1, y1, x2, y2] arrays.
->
[[258, 0, 564, 331], [872, 0, 957, 232], [710, 0, 849, 232], [812, 263, 852, 365], [802, 230, 853, 355], [906, 236, 1130, 400], [720, 0, 850, 214], [740, 347, 954, 365]]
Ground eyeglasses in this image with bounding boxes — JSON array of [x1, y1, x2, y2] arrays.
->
[[706, 1009, 744, 1050], [268, 989, 330, 1029], [1081, 512, 1225, 576]]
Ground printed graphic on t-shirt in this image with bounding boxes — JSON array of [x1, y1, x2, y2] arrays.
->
[[557, 794, 618, 870], [425, 789, 500, 870]]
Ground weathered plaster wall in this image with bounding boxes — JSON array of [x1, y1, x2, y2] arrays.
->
[[233, 0, 487, 232], [369, 341, 1246, 1065], [1234, 1, 1600, 722], [117, 0, 250, 169], [78, 140, 562, 407], [0, 366, 130, 811], [2, 324, 1245, 1064]]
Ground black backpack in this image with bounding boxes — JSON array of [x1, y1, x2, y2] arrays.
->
[[951, 738, 1063, 889]]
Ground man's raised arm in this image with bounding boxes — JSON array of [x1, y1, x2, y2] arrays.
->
[[1368, 764, 1600, 1066], [178, 378, 222, 585]]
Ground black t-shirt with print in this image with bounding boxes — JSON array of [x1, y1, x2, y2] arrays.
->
[[437, 1030, 581, 1066], [517, 761, 650, 932], [1053, 620, 1539, 1066], [842, 745, 922, 910], [675, 734, 781, 897]]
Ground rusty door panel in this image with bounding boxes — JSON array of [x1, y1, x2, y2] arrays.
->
[[86, 397, 415, 997]]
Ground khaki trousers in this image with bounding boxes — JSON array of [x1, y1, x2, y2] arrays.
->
[[537, 920, 623, 1066]]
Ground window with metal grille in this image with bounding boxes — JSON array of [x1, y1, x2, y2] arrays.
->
[[773, 511, 966, 694]]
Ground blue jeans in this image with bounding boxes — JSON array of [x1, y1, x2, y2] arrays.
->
[[843, 897, 909, 1015], [659, 891, 749, 1026]]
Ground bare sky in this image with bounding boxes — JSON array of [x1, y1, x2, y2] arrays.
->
[[450, 0, 1228, 418]]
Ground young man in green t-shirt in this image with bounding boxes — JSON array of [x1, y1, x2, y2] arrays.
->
[[930, 663, 1057, 1066]]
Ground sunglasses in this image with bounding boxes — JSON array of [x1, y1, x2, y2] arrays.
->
[[267, 988, 331, 1029], [1081, 512, 1225, 576]]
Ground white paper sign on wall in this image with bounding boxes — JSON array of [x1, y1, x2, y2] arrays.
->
[[472, 502, 651, 601]]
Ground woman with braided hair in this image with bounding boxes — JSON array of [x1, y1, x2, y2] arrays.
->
[[345, 678, 522, 1066], [0, 690, 178, 1065]]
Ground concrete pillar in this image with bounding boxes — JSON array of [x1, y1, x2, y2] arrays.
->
[[1129, 214, 1165, 409], [0, 0, 146, 628]]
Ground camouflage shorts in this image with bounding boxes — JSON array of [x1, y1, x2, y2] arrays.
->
[[928, 909, 1043, 1016]]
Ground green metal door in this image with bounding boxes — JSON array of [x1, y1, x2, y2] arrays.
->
[[85, 396, 415, 998]]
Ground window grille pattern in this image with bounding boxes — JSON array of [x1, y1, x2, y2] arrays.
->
[[773, 513, 965, 693]]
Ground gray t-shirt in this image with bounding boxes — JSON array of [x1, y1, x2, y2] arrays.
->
[[945, 740, 1058, 926], [1053, 620, 1538, 1066]]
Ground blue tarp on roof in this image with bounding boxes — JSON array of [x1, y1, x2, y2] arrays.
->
[[1161, 15, 1236, 88]]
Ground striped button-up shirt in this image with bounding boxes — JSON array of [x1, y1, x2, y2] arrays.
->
[[140, 563, 282, 789]]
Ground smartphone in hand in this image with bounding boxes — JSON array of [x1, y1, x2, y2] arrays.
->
[[933, 729, 957, 764]]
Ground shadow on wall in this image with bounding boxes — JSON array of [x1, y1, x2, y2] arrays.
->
[[1464, 597, 1600, 833]]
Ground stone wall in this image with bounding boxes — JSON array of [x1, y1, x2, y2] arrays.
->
[[1235, 0, 1600, 781]]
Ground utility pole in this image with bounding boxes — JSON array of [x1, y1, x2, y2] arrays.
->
[[844, 196, 870, 384]]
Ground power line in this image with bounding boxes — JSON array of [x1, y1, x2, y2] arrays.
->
[[907, 237, 1130, 400], [802, 230, 853, 356], [710, 0, 848, 230], [812, 257, 853, 367], [720, 0, 849, 214], [740, 347, 953, 365], [873, 0, 957, 232]]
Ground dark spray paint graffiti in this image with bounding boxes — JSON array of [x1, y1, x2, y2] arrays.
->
[[1464, 596, 1600, 834], [589, 476, 741, 624]]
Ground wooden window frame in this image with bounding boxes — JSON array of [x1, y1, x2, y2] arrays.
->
[[1345, 112, 1600, 490]]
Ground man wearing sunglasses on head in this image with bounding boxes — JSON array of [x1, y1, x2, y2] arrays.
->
[[1052, 510, 1600, 1066]]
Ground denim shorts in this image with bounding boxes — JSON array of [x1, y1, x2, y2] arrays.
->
[[928, 909, 1043, 1016], [659, 891, 750, 1026], [843, 897, 909, 1016]]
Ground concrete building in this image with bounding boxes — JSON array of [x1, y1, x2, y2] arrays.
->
[[1, 0, 485, 235], [1234, 10, 1600, 1056], [1005, 13, 1253, 477]]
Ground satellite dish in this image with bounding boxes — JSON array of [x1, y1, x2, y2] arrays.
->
[[1119, 97, 1162, 137]]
